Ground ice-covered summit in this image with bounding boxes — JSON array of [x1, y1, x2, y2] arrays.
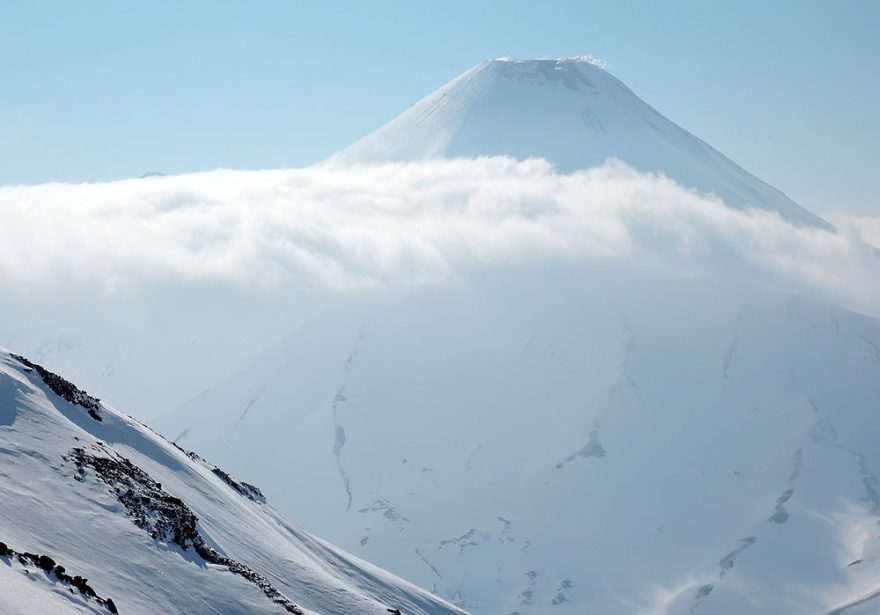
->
[[332, 57, 829, 229], [492, 54, 608, 68]]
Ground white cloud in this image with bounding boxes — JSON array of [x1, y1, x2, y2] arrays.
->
[[0, 157, 878, 314], [824, 212, 880, 250]]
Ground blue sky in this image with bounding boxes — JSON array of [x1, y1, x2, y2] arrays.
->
[[1, 0, 878, 213]]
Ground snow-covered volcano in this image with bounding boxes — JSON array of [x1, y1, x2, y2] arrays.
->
[[6, 56, 876, 615], [0, 349, 464, 615], [154, 266, 880, 615], [333, 57, 828, 229], [141, 58, 880, 615]]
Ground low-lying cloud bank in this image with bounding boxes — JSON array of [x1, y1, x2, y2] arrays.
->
[[1, 158, 878, 313], [825, 212, 880, 251]]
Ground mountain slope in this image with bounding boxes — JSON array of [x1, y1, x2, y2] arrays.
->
[[332, 56, 829, 229], [148, 59, 880, 614], [0, 350, 465, 615], [154, 265, 880, 614]]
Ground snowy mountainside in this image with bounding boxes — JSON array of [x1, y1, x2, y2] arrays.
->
[[332, 57, 829, 229], [0, 350, 465, 615], [3, 53, 877, 615], [155, 265, 880, 615]]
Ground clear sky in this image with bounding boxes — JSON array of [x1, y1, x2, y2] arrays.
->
[[1, 0, 878, 214]]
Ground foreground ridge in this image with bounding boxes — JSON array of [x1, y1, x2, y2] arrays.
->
[[0, 348, 468, 615], [68, 446, 304, 614]]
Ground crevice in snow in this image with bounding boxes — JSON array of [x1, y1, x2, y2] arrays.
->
[[357, 498, 409, 523], [807, 399, 880, 515], [718, 536, 756, 579], [438, 529, 479, 554], [722, 336, 738, 379], [857, 335, 880, 363], [690, 583, 714, 614], [768, 489, 795, 525], [788, 448, 804, 482], [829, 316, 848, 341], [555, 427, 606, 469], [415, 547, 443, 580], [517, 570, 539, 607], [609, 316, 642, 403], [497, 516, 513, 544], [235, 390, 262, 425], [331, 332, 363, 512], [551, 578, 573, 606]]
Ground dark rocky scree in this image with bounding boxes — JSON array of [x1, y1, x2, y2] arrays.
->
[[166, 438, 265, 504], [211, 467, 265, 503], [67, 447, 302, 614], [0, 540, 118, 613], [12, 354, 103, 421]]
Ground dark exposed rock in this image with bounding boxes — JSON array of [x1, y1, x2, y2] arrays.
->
[[0, 541, 117, 612], [69, 448, 301, 614], [67, 448, 198, 547], [170, 441, 202, 462], [11, 355, 102, 420], [695, 583, 714, 599], [168, 438, 265, 503], [211, 467, 265, 503], [71, 575, 97, 598]]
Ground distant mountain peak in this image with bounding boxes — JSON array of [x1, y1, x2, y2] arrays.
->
[[492, 54, 608, 68], [479, 56, 608, 90], [332, 58, 830, 229]]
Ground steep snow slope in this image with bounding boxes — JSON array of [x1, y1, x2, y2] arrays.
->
[[0, 350, 465, 615], [332, 57, 829, 229], [155, 265, 880, 615]]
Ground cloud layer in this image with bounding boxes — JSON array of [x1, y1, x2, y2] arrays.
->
[[1, 158, 878, 313]]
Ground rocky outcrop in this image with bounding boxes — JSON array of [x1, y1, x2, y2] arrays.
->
[[68, 447, 301, 614], [0, 540, 118, 613], [12, 354, 102, 421]]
